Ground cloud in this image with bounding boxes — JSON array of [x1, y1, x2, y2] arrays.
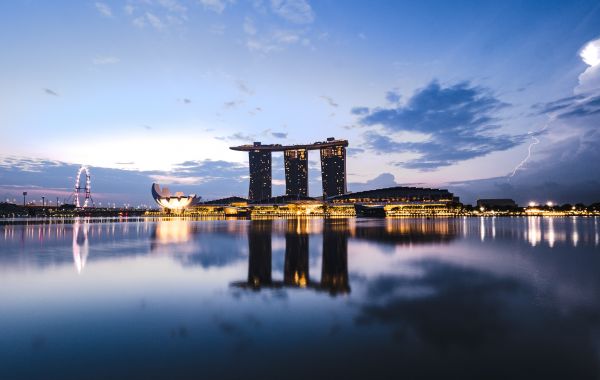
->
[[157, 0, 187, 14], [145, 12, 165, 30], [270, 0, 315, 24], [245, 28, 309, 54], [320, 96, 338, 108], [535, 93, 600, 119], [243, 17, 257, 36], [348, 173, 399, 192], [199, 0, 233, 13], [356, 80, 522, 170], [92, 56, 120, 65], [95, 2, 112, 17], [271, 132, 287, 139], [43, 88, 59, 96], [236, 80, 254, 95], [215, 132, 255, 142], [223, 100, 243, 108], [351, 107, 369, 115], [576, 38, 600, 93], [385, 89, 401, 104]]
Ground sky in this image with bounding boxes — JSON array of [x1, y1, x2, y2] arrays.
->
[[1, 0, 600, 206]]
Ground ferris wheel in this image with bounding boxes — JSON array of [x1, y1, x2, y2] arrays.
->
[[72, 166, 94, 208]]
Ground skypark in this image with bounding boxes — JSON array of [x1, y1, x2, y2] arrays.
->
[[229, 138, 349, 152], [230, 137, 348, 202]]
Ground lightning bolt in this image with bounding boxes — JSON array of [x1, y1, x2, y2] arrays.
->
[[508, 121, 551, 179], [509, 135, 539, 177]]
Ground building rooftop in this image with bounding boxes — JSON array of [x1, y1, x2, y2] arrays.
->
[[230, 138, 349, 152]]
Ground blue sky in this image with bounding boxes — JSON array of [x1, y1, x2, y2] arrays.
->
[[1, 0, 600, 206]]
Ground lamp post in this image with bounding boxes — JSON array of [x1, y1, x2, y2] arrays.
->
[[42, 196, 45, 207], [22, 192, 27, 207]]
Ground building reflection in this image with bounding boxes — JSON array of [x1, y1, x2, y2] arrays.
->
[[284, 219, 309, 287], [233, 219, 350, 295]]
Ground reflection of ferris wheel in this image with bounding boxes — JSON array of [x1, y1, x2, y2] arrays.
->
[[72, 166, 94, 208]]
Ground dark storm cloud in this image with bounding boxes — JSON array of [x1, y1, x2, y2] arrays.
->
[[43, 88, 59, 96], [271, 132, 288, 139], [534, 93, 600, 119], [452, 90, 600, 205], [356, 81, 524, 170]]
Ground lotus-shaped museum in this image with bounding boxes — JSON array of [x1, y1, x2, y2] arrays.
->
[[151, 183, 200, 210]]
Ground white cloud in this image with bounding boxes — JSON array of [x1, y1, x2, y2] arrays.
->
[[199, 0, 233, 14], [132, 16, 146, 28], [157, 0, 187, 13], [124, 4, 135, 15], [95, 2, 113, 17], [245, 29, 309, 54], [92, 56, 120, 65], [577, 38, 600, 94], [243, 17, 257, 36], [270, 0, 314, 24], [146, 12, 165, 30], [273, 29, 300, 44]]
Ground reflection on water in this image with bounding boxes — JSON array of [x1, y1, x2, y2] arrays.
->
[[0, 217, 599, 379], [72, 220, 89, 274], [232, 219, 350, 295]]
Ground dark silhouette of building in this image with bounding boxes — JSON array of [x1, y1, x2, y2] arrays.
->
[[230, 138, 348, 201], [248, 145, 272, 202], [320, 142, 347, 199], [321, 219, 350, 295], [284, 219, 309, 287], [329, 185, 458, 203], [476, 199, 517, 209], [247, 220, 272, 287], [284, 149, 309, 197]]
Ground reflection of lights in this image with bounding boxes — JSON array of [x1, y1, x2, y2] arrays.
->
[[154, 220, 192, 244], [72, 220, 89, 274], [572, 218, 579, 247], [546, 217, 555, 248], [527, 217, 541, 247], [480, 217, 485, 242]]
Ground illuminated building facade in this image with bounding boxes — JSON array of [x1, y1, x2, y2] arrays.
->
[[230, 138, 348, 201], [320, 143, 347, 198], [284, 149, 309, 197], [248, 147, 272, 202], [151, 183, 200, 211]]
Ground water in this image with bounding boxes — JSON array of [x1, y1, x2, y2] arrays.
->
[[0, 217, 599, 379]]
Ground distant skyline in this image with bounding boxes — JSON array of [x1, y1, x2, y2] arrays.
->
[[1, 0, 600, 205]]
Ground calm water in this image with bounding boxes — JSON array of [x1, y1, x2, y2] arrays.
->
[[1, 217, 599, 379]]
